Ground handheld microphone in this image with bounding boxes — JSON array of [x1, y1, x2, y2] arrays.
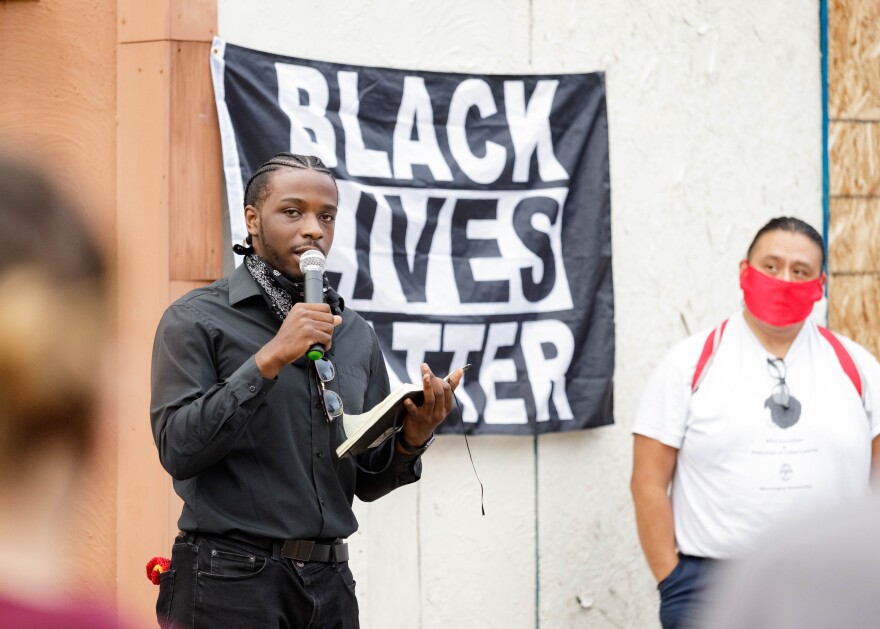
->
[[299, 249, 327, 361]]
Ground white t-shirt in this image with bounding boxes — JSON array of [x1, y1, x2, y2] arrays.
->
[[633, 312, 880, 559]]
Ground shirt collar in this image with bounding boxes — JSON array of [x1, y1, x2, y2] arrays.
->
[[228, 262, 263, 306]]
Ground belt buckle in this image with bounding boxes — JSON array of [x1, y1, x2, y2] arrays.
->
[[286, 539, 315, 561]]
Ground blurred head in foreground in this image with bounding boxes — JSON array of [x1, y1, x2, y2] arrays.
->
[[0, 152, 106, 476], [0, 152, 109, 611]]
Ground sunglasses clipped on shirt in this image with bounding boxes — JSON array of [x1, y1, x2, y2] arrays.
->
[[314, 357, 343, 422], [766, 357, 791, 409]]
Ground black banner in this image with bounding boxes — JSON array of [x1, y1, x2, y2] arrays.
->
[[211, 37, 614, 434]]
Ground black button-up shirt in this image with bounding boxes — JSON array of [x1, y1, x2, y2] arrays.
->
[[150, 263, 421, 541]]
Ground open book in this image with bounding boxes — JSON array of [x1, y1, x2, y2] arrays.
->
[[336, 369, 461, 459]]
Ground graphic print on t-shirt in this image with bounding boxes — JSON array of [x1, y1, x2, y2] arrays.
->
[[763, 394, 802, 429], [753, 395, 814, 493], [752, 435, 816, 493], [778, 462, 793, 481]]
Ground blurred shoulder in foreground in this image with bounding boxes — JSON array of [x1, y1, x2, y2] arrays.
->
[[698, 495, 880, 629]]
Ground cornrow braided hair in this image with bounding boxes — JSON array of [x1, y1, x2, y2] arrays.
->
[[234, 152, 338, 255]]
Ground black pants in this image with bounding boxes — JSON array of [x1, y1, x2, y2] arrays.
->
[[156, 533, 359, 629]]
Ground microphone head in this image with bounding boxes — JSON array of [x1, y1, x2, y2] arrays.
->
[[298, 249, 326, 274]]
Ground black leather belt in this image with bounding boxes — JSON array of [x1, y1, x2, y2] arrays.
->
[[281, 539, 349, 563], [181, 531, 349, 563]]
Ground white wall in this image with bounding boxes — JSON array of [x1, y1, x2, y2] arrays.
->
[[218, 1, 822, 626]]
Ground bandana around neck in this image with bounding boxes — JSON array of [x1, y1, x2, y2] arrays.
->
[[242, 253, 343, 321]]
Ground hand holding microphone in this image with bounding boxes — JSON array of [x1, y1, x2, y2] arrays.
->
[[254, 249, 340, 379], [299, 249, 328, 361]]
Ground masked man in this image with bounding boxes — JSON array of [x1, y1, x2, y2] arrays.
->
[[630, 217, 880, 629]]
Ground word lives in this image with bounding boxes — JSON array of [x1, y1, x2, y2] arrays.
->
[[328, 181, 577, 425]]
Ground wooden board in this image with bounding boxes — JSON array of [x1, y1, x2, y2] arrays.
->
[[829, 197, 880, 273], [118, 0, 217, 43], [116, 39, 174, 621], [828, 273, 880, 360], [828, 0, 880, 119], [169, 41, 224, 282], [829, 121, 880, 196]]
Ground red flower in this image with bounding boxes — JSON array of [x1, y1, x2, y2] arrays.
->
[[146, 556, 171, 585]]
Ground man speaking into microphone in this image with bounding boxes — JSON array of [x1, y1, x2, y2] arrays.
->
[[150, 152, 464, 629]]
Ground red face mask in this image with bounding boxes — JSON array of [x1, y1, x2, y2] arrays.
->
[[739, 264, 823, 327]]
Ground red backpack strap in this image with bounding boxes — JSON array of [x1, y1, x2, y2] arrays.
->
[[817, 326, 863, 398], [692, 319, 729, 392]]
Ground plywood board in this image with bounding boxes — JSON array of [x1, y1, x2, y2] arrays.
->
[[829, 121, 880, 196], [828, 0, 880, 119], [829, 197, 880, 273], [828, 273, 880, 360]]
